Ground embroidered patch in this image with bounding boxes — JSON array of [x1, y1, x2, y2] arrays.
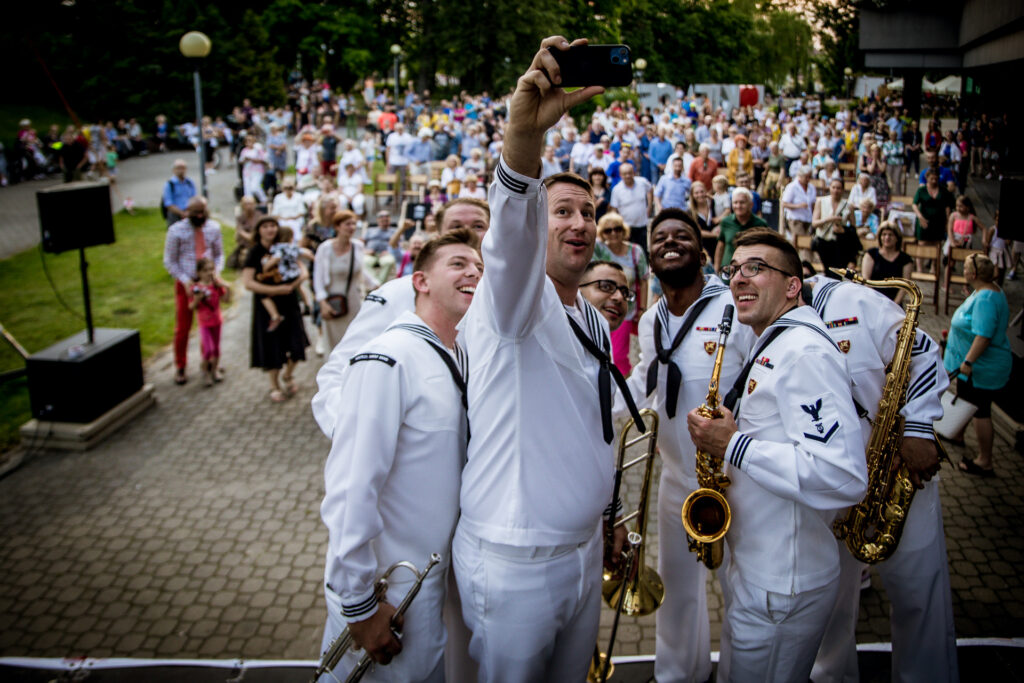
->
[[825, 317, 858, 329], [704, 341, 717, 355], [800, 397, 840, 443], [695, 326, 717, 332], [838, 340, 851, 353], [349, 352, 397, 366], [754, 356, 774, 369], [365, 293, 387, 305], [747, 379, 757, 394]]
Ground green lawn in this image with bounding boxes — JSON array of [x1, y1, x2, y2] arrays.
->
[[0, 208, 235, 451]]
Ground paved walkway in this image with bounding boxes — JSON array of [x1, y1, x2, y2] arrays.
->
[[0, 159, 1021, 664], [0, 149, 240, 261]]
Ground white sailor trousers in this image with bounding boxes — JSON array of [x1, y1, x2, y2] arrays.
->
[[718, 566, 837, 683], [876, 482, 959, 683], [452, 522, 602, 683], [655, 474, 714, 683], [319, 574, 446, 683], [811, 482, 959, 683]]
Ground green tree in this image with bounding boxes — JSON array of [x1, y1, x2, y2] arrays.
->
[[812, 0, 861, 94], [224, 10, 287, 108]]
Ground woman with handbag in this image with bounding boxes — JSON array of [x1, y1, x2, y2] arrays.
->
[[313, 210, 379, 351], [942, 253, 1012, 476]]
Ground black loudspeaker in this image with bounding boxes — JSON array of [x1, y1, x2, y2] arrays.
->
[[27, 328, 143, 423], [37, 181, 115, 254], [998, 177, 1023, 242]]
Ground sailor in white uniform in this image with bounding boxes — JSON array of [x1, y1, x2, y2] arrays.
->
[[807, 273, 957, 683], [318, 229, 482, 682], [311, 198, 490, 438], [687, 228, 868, 682], [621, 208, 757, 683], [453, 36, 638, 682]]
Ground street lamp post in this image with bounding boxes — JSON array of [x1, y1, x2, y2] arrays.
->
[[179, 31, 212, 198], [634, 57, 647, 93], [844, 66, 853, 100], [390, 44, 402, 106]]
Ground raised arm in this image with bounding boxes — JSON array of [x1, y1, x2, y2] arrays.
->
[[479, 37, 603, 337]]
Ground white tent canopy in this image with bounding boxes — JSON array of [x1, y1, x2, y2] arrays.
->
[[887, 78, 904, 91], [931, 75, 962, 95]]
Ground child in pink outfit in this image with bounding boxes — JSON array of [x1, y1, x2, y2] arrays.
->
[[190, 258, 230, 386]]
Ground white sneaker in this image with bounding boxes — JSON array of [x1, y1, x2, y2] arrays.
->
[[315, 333, 327, 357]]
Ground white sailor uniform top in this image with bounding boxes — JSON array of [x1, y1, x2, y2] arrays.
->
[[312, 274, 417, 438], [722, 305, 868, 594], [808, 274, 948, 551], [458, 157, 619, 548], [321, 310, 468, 630]]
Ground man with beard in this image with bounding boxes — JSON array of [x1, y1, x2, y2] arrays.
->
[[163, 197, 224, 385], [687, 228, 867, 681], [619, 208, 757, 682]]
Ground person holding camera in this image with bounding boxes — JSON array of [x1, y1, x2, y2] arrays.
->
[[314, 210, 379, 351]]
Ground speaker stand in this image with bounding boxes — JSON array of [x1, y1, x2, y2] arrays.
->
[[79, 247, 95, 345]]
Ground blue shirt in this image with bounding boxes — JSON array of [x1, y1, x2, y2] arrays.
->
[[943, 288, 1012, 390], [649, 138, 673, 168], [162, 176, 196, 212], [406, 139, 432, 164], [919, 166, 955, 186], [654, 173, 691, 210]]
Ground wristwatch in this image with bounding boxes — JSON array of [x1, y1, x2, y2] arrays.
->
[[962, 360, 973, 367]]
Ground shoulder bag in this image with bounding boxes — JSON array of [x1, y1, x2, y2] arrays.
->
[[325, 246, 356, 317]]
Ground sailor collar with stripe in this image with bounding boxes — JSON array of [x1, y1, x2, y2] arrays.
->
[[387, 311, 468, 381], [759, 304, 841, 353], [654, 273, 729, 334], [807, 274, 848, 320], [566, 292, 611, 354]]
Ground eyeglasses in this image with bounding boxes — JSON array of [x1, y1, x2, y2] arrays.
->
[[580, 279, 635, 301], [720, 260, 794, 280], [602, 226, 625, 234]]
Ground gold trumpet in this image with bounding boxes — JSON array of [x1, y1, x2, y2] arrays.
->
[[588, 408, 664, 683], [682, 305, 735, 570], [310, 553, 441, 683]]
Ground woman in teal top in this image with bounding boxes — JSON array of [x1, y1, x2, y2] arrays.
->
[[942, 253, 1011, 476]]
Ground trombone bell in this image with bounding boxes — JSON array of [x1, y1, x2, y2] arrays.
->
[[601, 564, 665, 617]]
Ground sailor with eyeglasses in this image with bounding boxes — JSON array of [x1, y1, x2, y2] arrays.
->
[[687, 227, 867, 682]]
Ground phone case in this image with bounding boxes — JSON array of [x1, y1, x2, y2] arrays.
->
[[547, 44, 632, 88]]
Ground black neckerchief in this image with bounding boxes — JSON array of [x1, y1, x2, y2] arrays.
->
[[565, 306, 646, 443], [645, 278, 729, 418]]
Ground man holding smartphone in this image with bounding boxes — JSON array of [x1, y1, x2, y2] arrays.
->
[[452, 36, 627, 682]]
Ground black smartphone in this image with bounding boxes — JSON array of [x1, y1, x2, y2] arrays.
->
[[546, 44, 632, 88]]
